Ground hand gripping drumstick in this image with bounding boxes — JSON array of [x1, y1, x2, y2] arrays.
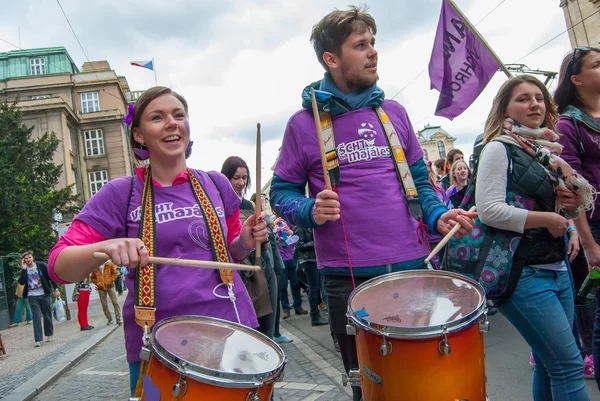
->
[[424, 205, 477, 266], [93, 252, 261, 271], [310, 88, 332, 191], [255, 123, 262, 266]]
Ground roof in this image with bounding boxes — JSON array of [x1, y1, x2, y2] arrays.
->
[[417, 124, 455, 142]]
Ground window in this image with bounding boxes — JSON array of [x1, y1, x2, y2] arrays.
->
[[423, 149, 429, 162], [89, 170, 108, 195], [30, 58, 46, 75], [437, 141, 446, 159], [80, 92, 100, 113], [71, 170, 77, 195], [84, 129, 105, 156]]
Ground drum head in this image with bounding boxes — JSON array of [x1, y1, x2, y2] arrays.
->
[[152, 316, 284, 383], [348, 270, 485, 338]]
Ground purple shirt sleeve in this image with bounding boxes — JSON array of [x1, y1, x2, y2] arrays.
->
[[206, 170, 241, 218], [556, 118, 582, 171]]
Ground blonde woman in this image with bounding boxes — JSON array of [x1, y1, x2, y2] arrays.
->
[[445, 159, 472, 201]]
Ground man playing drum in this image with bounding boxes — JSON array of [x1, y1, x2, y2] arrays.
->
[[269, 6, 475, 401]]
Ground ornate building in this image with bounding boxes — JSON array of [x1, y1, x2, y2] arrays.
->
[[416, 124, 456, 162], [560, 0, 600, 47]]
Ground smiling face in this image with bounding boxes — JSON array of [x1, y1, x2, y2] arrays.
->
[[132, 94, 189, 163], [452, 160, 470, 184], [505, 82, 547, 129], [326, 29, 378, 94]]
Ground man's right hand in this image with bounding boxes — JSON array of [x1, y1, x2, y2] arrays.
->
[[583, 241, 600, 274], [312, 190, 340, 225], [21, 259, 26, 269]]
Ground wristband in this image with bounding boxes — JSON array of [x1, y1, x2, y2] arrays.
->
[[235, 237, 255, 253], [567, 226, 577, 233]]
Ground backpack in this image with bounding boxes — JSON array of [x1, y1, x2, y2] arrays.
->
[[443, 143, 533, 307]]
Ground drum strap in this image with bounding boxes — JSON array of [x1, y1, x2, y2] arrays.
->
[[134, 168, 233, 331], [319, 107, 422, 220]]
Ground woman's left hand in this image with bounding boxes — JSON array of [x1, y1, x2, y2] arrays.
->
[[239, 211, 268, 249], [567, 230, 580, 263], [556, 189, 579, 212]]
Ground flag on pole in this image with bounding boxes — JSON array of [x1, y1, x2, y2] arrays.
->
[[428, 0, 503, 120], [130, 60, 154, 71]]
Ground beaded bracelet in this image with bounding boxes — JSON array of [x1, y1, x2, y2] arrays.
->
[[236, 237, 255, 253], [567, 226, 577, 233]]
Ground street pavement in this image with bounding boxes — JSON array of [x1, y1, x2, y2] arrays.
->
[[1, 289, 599, 401]]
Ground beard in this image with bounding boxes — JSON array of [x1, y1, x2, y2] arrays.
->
[[342, 65, 379, 92]]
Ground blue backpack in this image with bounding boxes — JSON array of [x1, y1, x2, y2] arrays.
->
[[444, 143, 534, 306]]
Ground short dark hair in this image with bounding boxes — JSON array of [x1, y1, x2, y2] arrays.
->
[[433, 159, 446, 171], [310, 5, 377, 71], [446, 149, 464, 164], [21, 250, 33, 258], [221, 156, 251, 196], [554, 47, 600, 114], [128, 86, 190, 163]]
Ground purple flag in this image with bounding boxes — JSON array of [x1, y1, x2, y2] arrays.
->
[[428, 0, 500, 120]]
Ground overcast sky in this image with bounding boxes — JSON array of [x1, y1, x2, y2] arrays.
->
[[0, 0, 573, 190]]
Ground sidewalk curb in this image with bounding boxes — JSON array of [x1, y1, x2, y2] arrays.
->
[[2, 324, 119, 401]]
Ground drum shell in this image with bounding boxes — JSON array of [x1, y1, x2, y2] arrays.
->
[[141, 353, 276, 400], [353, 319, 486, 401]]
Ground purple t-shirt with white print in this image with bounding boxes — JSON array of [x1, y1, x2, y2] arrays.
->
[[76, 169, 257, 363], [275, 100, 429, 269]]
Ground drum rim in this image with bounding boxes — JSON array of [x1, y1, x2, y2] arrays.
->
[[149, 315, 286, 388], [346, 270, 487, 339]]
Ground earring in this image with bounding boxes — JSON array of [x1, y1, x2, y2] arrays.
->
[[134, 144, 149, 160], [576, 82, 582, 86]]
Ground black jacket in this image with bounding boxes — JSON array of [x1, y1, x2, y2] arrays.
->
[[18, 262, 59, 298]]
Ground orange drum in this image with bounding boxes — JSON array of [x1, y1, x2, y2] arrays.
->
[[137, 316, 285, 401], [346, 270, 489, 401]]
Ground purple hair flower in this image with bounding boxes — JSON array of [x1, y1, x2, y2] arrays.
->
[[123, 103, 135, 127]]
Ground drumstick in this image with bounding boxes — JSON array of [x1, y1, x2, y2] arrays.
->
[[424, 206, 477, 265], [93, 252, 261, 271], [310, 88, 332, 191], [255, 123, 262, 267]]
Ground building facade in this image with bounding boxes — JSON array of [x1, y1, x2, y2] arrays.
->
[[0, 47, 136, 229], [416, 124, 456, 163], [560, 0, 600, 47]]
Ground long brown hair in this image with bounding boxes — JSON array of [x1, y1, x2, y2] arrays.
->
[[128, 86, 189, 163], [484, 75, 558, 144]]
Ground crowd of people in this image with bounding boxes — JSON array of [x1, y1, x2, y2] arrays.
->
[[4, 5, 600, 401]]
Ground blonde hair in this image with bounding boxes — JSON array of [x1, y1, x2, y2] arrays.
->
[[449, 159, 471, 190], [484, 75, 558, 144]]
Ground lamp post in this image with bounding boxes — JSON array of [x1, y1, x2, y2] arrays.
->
[[52, 211, 71, 321]]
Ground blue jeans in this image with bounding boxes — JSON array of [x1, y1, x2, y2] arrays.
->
[[13, 297, 32, 323], [129, 362, 141, 396], [500, 267, 589, 401], [280, 259, 302, 312]]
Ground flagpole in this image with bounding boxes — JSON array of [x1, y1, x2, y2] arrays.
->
[[152, 57, 158, 86], [448, 0, 512, 78]]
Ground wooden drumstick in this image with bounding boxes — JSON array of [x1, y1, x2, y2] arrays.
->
[[93, 252, 261, 271], [424, 206, 477, 265], [310, 87, 332, 191], [255, 123, 262, 267]]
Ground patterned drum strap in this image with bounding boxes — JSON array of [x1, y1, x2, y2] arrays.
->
[[375, 107, 422, 220], [320, 112, 341, 187], [134, 167, 157, 330], [187, 169, 233, 286]]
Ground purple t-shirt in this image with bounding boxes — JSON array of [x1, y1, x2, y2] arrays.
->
[[275, 100, 429, 269], [76, 169, 257, 363]]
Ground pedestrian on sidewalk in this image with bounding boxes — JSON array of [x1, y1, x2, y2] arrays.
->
[[18, 251, 60, 347], [90, 261, 122, 326], [294, 227, 328, 326], [73, 279, 94, 331], [120, 266, 128, 292], [9, 278, 32, 327]]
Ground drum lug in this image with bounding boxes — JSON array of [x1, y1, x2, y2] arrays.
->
[[438, 327, 451, 356], [380, 338, 393, 356], [342, 369, 361, 387], [172, 373, 188, 398], [479, 313, 490, 333], [128, 398, 141, 401], [139, 346, 151, 362], [245, 390, 260, 401], [346, 323, 356, 336]]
